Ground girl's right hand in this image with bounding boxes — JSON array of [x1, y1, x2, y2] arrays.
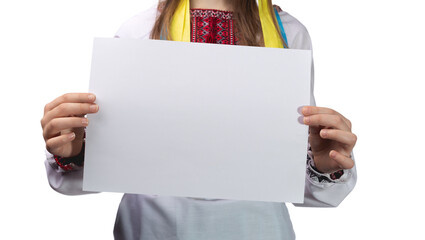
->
[[41, 93, 99, 158]]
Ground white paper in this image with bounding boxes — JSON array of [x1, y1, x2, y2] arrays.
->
[[83, 38, 311, 203]]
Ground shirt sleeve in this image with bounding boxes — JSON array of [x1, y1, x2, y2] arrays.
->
[[279, 11, 357, 207], [44, 150, 97, 195], [114, 4, 158, 39]]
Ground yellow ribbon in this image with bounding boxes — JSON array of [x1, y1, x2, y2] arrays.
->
[[170, 0, 191, 42], [170, 0, 283, 48]]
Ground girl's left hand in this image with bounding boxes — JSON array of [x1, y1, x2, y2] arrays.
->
[[302, 106, 357, 173]]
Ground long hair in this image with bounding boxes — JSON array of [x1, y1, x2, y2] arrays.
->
[[150, 0, 286, 47]]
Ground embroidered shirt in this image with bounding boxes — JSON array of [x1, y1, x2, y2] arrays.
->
[[191, 9, 237, 45], [45, 5, 357, 240]]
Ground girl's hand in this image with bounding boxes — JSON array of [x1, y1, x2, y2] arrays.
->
[[302, 106, 356, 173], [41, 93, 99, 158]]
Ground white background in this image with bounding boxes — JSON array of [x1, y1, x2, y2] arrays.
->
[[0, 0, 423, 239]]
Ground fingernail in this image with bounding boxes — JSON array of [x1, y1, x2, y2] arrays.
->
[[320, 129, 327, 137], [303, 117, 310, 124], [68, 132, 76, 140], [88, 94, 95, 101], [330, 150, 336, 158], [297, 106, 304, 115], [90, 105, 98, 112], [297, 116, 304, 124], [82, 118, 89, 126]]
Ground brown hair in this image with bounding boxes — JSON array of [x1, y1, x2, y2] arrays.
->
[[150, 0, 287, 47]]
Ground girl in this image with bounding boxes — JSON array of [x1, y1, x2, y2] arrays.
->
[[41, 0, 357, 239]]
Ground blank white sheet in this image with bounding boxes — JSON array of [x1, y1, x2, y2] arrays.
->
[[83, 38, 311, 203]]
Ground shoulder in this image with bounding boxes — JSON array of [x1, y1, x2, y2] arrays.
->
[[276, 10, 312, 50], [114, 4, 159, 39]]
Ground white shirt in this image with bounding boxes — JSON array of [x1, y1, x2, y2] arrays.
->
[[45, 5, 357, 240]]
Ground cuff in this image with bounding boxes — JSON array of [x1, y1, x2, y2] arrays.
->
[[50, 144, 85, 172], [306, 150, 345, 183]]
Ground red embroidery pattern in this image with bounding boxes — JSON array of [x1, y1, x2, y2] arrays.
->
[[53, 143, 85, 171], [330, 170, 344, 180], [54, 155, 73, 171], [191, 9, 237, 45]]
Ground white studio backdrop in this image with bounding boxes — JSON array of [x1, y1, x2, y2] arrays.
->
[[0, 0, 423, 239]]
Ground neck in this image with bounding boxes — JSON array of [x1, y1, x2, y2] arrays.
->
[[190, 0, 233, 11]]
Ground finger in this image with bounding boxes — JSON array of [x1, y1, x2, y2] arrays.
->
[[302, 106, 352, 129], [45, 132, 76, 154], [303, 114, 350, 131], [320, 129, 357, 147], [42, 103, 99, 127], [330, 150, 355, 170], [43, 117, 89, 140], [302, 106, 338, 116], [44, 93, 96, 114]]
